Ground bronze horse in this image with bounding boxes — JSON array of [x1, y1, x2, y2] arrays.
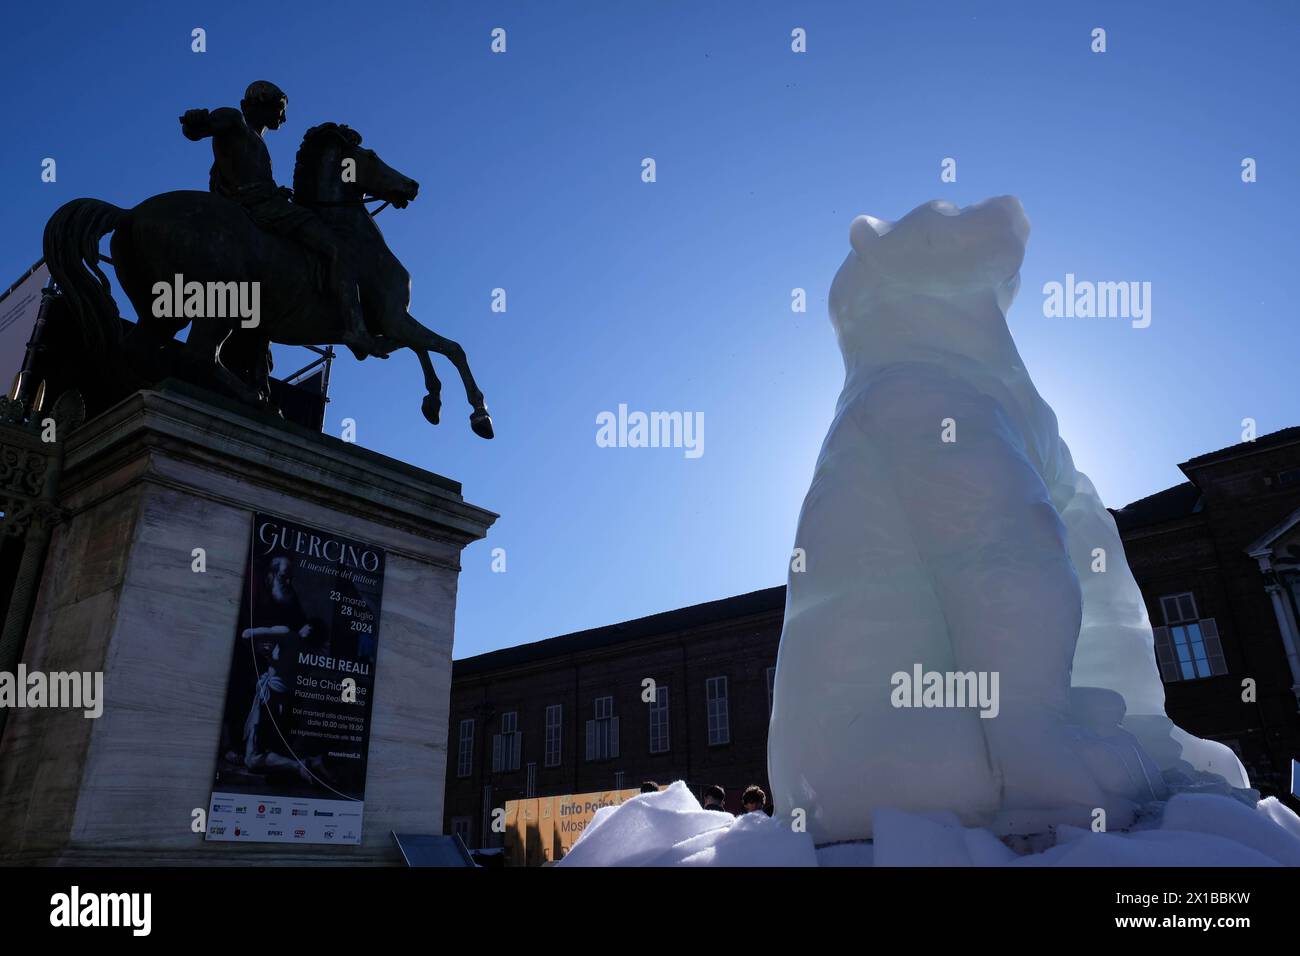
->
[[42, 123, 492, 437]]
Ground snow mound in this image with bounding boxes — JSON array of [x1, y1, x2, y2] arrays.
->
[[556, 782, 1300, 867], [1157, 793, 1300, 865], [872, 808, 1016, 866], [556, 782, 817, 867], [1012, 827, 1277, 867], [556, 782, 733, 867]]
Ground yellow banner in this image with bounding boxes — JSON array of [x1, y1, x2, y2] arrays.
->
[[504, 788, 641, 865]]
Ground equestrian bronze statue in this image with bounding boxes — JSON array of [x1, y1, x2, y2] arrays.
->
[[41, 80, 493, 438]]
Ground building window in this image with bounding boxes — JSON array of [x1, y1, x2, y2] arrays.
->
[[614, 770, 625, 790], [1160, 592, 1199, 626], [585, 696, 619, 761], [450, 816, 473, 846], [492, 711, 522, 772], [457, 719, 474, 778], [1154, 592, 1227, 681], [544, 704, 562, 767], [482, 784, 497, 847], [706, 676, 730, 745], [767, 666, 776, 717], [648, 684, 670, 753], [526, 762, 537, 798]]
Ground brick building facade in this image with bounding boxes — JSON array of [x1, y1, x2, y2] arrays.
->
[[1113, 426, 1300, 797], [445, 429, 1300, 848], [444, 588, 783, 847]]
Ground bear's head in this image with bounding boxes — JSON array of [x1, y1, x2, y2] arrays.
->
[[829, 197, 1030, 348]]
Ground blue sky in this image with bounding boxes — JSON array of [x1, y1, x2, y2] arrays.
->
[[3, 1, 1297, 658]]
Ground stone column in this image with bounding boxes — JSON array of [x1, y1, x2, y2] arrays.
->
[[1252, 553, 1300, 711], [0, 383, 496, 864]]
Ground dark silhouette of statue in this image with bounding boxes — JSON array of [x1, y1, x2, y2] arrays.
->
[[180, 81, 385, 362], [40, 87, 493, 439]]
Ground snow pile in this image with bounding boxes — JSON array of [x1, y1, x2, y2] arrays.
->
[[557, 782, 817, 867], [556, 784, 1300, 867], [872, 794, 1296, 867], [871, 808, 1017, 866]]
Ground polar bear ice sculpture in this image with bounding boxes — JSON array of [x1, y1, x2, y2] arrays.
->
[[767, 197, 1248, 844]]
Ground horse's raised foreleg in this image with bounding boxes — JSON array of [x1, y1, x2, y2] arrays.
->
[[386, 312, 492, 439]]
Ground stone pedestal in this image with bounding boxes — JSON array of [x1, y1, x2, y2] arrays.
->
[[0, 383, 495, 864]]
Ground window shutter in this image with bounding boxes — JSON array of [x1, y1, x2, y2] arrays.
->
[[1153, 626, 1178, 682], [585, 719, 596, 761], [1199, 618, 1227, 675], [511, 731, 522, 771], [492, 733, 503, 772], [610, 716, 620, 759], [1159, 597, 1177, 625]]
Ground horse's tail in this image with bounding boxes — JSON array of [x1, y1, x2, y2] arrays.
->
[[42, 198, 127, 352]]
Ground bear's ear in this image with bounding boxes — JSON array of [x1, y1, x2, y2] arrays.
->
[[849, 215, 892, 256]]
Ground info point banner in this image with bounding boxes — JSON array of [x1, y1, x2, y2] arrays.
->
[[0, 261, 48, 380], [207, 513, 386, 845]]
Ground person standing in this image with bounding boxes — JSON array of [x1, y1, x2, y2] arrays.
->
[[741, 785, 768, 815], [701, 785, 731, 814]]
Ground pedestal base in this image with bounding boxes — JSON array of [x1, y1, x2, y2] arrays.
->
[[0, 384, 495, 864]]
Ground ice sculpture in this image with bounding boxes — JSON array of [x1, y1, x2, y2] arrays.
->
[[767, 197, 1248, 844]]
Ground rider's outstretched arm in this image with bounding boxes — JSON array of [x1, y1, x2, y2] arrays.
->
[[180, 107, 242, 141]]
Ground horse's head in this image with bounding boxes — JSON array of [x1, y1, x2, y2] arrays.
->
[[292, 123, 419, 207]]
